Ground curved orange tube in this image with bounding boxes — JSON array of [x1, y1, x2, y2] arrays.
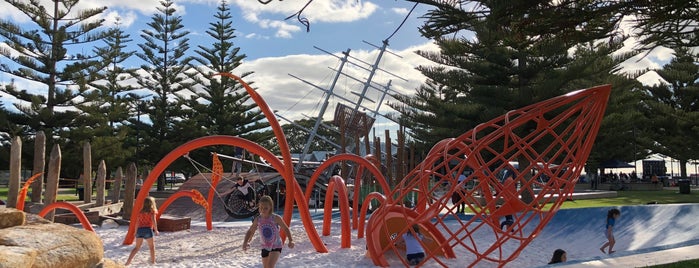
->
[[16, 173, 43, 211], [214, 73, 298, 229], [304, 153, 392, 230], [157, 190, 208, 220], [357, 192, 385, 238], [123, 135, 327, 253], [321, 175, 351, 248], [38, 202, 95, 232]]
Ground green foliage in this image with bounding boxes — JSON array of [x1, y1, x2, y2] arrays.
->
[[641, 49, 699, 178], [391, 0, 629, 155], [0, 0, 108, 147], [135, 0, 195, 187], [187, 0, 271, 144]]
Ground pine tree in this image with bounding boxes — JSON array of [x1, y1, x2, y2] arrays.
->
[[627, 0, 698, 50], [642, 49, 699, 179], [392, 0, 629, 202], [135, 0, 195, 190], [64, 18, 139, 175], [0, 0, 108, 148], [187, 0, 270, 142]]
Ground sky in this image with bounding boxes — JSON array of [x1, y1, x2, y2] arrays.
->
[[0, 1, 677, 151]]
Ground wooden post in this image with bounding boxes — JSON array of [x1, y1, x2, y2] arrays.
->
[[123, 162, 137, 220], [7, 137, 22, 208], [83, 142, 92, 203], [410, 143, 416, 171], [384, 130, 393, 187], [31, 131, 46, 203], [95, 160, 106, 206], [111, 167, 123, 204], [397, 128, 405, 181], [44, 144, 61, 221]]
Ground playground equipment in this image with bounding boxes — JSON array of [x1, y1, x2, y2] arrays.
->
[[365, 85, 611, 267], [119, 73, 610, 267]]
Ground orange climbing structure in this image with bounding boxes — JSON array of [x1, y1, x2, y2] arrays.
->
[[119, 73, 610, 267], [365, 85, 611, 267]]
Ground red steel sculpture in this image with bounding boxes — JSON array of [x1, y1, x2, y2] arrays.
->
[[365, 85, 611, 267], [119, 73, 609, 267]]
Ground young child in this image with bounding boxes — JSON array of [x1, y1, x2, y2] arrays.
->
[[125, 196, 159, 266], [396, 224, 432, 266], [548, 248, 567, 264], [243, 195, 294, 268], [599, 208, 621, 254]]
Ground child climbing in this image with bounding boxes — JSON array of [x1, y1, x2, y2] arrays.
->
[[395, 224, 432, 266]]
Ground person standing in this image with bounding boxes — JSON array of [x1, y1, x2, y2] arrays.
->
[[600, 208, 621, 254], [125, 196, 160, 266], [243, 195, 294, 268]]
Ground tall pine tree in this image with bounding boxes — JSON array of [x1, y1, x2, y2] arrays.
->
[[65, 19, 139, 176], [642, 49, 699, 179], [395, 0, 629, 202], [188, 0, 269, 142], [136, 0, 195, 190], [0, 0, 107, 151]]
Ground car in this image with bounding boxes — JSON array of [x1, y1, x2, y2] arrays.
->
[[165, 172, 186, 183]]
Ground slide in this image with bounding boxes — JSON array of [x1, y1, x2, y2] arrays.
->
[[367, 205, 455, 266]]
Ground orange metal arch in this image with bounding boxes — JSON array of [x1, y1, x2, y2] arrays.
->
[[157, 189, 208, 219], [304, 153, 393, 229], [214, 73, 298, 228], [122, 135, 328, 253], [357, 192, 386, 238], [38, 202, 95, 232], [16, 173, 42, 211], [321, 175, 351, 248]]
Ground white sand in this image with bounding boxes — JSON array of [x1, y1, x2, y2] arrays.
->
[[97, 204, 699, 267]]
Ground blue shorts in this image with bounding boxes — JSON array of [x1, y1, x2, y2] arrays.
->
[[136, 227, 154, 239], [261, 248, 282, 258]]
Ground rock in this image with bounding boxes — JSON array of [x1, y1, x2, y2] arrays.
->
[[100, 219, 119, 229], [0, 245, 37, 268], [0, 207, 25, 229], [95, 258, 125, 268], [0, 223, 103, 268]]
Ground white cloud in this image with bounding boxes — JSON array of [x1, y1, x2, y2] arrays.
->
[[232, 41, 437, 124], [391, 7, 409, 15], [232, 0, 378, 23]]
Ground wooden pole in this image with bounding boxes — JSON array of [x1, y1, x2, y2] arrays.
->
[[44, 144, 61, 221], [31, 131, 46, 203], [111, 167, 123, 204], [397, 128, 405, 181], [384, 130, 393, 187], [7, 136, 22, 208], [123, 162, 137, 220], [95, 160, 106, 206], [83, 142, 92, 203]]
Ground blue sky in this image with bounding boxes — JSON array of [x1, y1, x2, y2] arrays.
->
[[0, 0, 689, 172], [0, 0, 440, 131]]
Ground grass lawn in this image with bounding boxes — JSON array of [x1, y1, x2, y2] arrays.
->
[[647, 259, 699, 268], [558, 189, 699, 209], [1, 186, 81, 203]]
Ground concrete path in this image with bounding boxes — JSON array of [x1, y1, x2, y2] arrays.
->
[[558, 244, 699, 267]]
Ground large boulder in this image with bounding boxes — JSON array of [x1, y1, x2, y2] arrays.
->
[[0, 207, 25, 228], [0, 207, 123, 268]]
